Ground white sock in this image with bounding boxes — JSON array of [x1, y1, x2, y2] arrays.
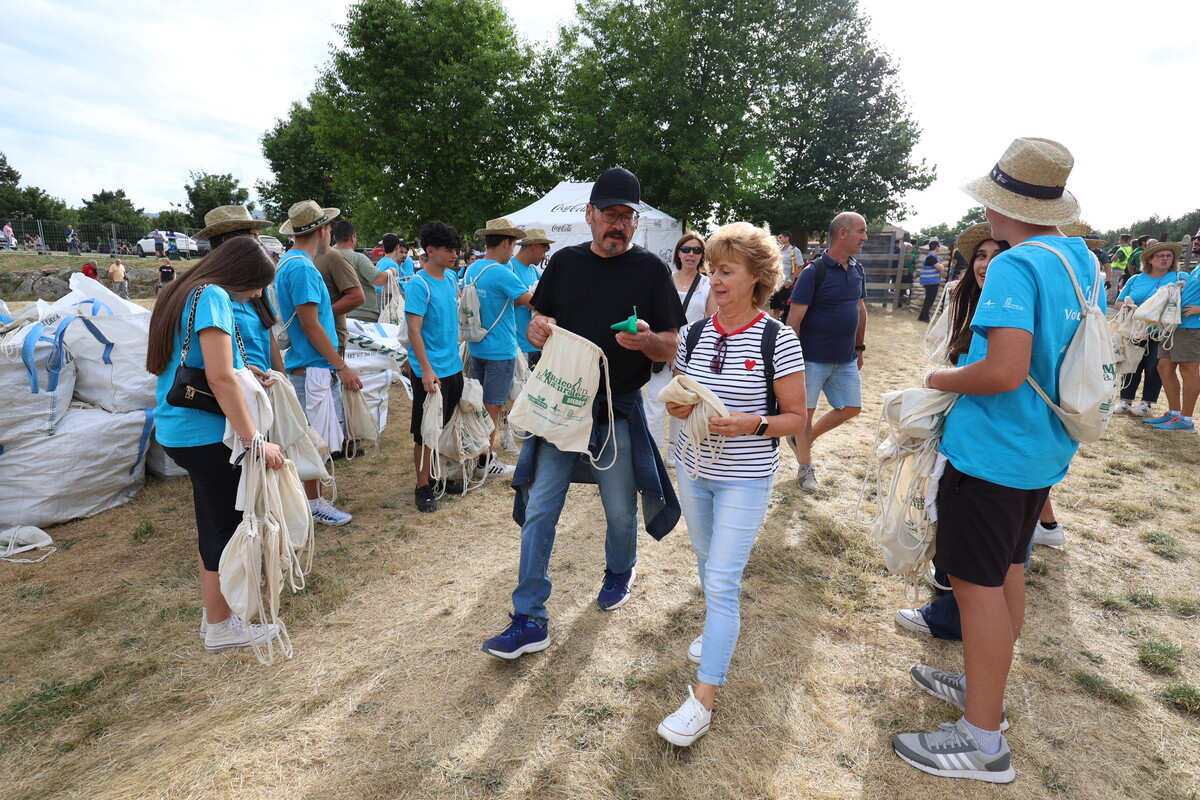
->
[[963, 717, 1002, 755], [309, 498, 321, 509]]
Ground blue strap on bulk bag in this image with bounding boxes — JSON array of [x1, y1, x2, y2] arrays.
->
[[132, 409, 155, 475]]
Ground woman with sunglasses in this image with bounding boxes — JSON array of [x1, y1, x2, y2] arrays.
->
[[645, 231, 717, 462], [146, 237, 286, 652], [1113, 242, 1182, 416], [656, 222, 807, 747]]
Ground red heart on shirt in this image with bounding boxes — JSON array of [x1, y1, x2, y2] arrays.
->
[[745, 359, 757, 370]]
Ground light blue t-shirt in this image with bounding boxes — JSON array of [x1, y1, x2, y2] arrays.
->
[[232, 301, 273, 371], [463, 258, 529, 361], [406, 270, 463, 379], [275, 250, 337, 370], [1179, 269, 1200, 330], [940, 236, 1106, 490], [154, 285, 246, 448], [509, 257, 541, 353], [1117, 270, 1182, 306]]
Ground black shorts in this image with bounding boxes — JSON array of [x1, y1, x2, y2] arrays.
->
[[933, 462, 1050, 588], [163, 442, 243, 572], [409, 369, 464, 445]]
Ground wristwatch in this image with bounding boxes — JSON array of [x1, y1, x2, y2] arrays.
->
[[854, 344, 866, 351], [754, 416, 769, 436]]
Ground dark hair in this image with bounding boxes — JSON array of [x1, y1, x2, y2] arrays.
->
[[395, 238, 408, 249], [382, 232, 400, 252], [672, 229, 707, 271], [945, 238, 1010, 363], [1137, 235, 1150, 247], [332, 219, 356, 243], [146, 237, 275, 375], [928, 239, 940, 249], [779, 231, 792, 239], [209, 228, 256, 250], [419, 220, 463, 251], [484, 233, 516, 249]]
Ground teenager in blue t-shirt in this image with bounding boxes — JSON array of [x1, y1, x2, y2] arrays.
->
[[408, 220, 467, 512], [146, 237, 285, 653], [892, 138, 1097, 784]]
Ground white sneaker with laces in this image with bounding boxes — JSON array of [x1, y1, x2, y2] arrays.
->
[[797, 463, 819, 491], [499, 429, 520, 456], [204, 615, 279, 652], [311, 499, 353, 526], [895, 608, 932, 637], [1129, 401, 1153, 417], [1032, 521, 1066, 547], [1112, 399, 1131, 414], [657, 686, 712, 747], [486, 455, 516, 478], [687, 635, 703, 664]]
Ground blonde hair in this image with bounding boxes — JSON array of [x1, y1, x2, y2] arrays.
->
[[705, 222, 783, 308]]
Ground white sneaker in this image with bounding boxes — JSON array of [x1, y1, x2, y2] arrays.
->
[[499, 429, 520, 456], [657, 686, 712, 747], [1032, 521, 1066, 547], [1112, 399, 1131, 414], [204, 615, 278, 652], [1129, 401, 1153, 417], [687, 635, 703, 664], [895, 608, 932, 637], [486, 454, 515, 478], [311, 499, 352, 526]]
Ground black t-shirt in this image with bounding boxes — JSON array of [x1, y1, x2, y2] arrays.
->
[[532, 243, 687, 395], [159, 265, 175, 282]]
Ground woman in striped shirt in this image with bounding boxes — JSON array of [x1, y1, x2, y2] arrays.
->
[[656, 222, 808, 747]]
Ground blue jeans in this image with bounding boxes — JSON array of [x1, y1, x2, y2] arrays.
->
[[804, 360, 862, 409], [512, 417, 638, 622], [676, 472, 774, 686]]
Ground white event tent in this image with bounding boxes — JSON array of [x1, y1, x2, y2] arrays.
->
[[504, 181, 683, 266]]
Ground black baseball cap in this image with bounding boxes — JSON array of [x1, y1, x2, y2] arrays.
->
[[590, 167, 641, 210]]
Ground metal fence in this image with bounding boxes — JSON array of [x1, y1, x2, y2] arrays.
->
[[0, 218, 203, 258]]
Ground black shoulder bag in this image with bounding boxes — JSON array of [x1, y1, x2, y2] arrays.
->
[[166, 285, 248, 415]]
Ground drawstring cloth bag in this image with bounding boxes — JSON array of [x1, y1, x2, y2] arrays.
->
[[263, 370, 335, 499], [342, 386, 380, 459], [303, 368, 344, 455], [922, 278, 959, 367], [856, 387, 958, 599], [509, 324, 616, 468], [1131, 280, 1182, 345], [378, 276, 407, 338], [436, 377, 495, 493], [1, 526, 56, 563], [655, 374, 731, 478], [1108, 306, 1144, 375]]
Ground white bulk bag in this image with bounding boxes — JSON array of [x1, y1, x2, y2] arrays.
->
[[146, 437, 189, 478], [0, 317, 79, 447], [0, 406, 152, 529], [43, 301, 157, 412], [345, 319, 409, 372]]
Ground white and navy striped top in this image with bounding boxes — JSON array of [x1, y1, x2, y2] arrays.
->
[[672, 312, 805, 480]]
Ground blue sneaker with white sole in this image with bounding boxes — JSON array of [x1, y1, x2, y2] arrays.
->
[[482, 613, 549, 660], [1148, 416, 1195, 432], [597, 567, 636, 611]]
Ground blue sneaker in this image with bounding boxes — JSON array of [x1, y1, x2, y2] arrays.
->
[[1142, 412, 1174, 424], [597, 567, 636, 611], [1149, 416, 1196, 432], [482, 613, 549, 660]]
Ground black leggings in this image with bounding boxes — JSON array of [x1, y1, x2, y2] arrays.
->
[[163, 442, 243, 571]]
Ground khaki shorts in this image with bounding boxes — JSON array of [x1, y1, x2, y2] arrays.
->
[[1162, 328, 1200, 362]]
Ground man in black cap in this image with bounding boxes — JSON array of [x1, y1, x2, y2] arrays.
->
[[482, 167, 687, 660]]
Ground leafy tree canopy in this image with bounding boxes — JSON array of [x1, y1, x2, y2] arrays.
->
[[79, 189, 146, 227], [154, 209, 192, 232], [184, 171, 252, 228], [0, 152, 20, 185], [256, 101, 343, 224], [917, 206, 985, 246], [1099, 209, 1200, 245]]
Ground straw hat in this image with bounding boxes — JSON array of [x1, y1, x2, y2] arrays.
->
[[278, 200, 340, 236], [196, 205, 274, 240], [517, 228, 555, 246], [1060, 221, 1107, 249], [1140, 241, 1182, 267], [954, 223, 999, 263], [475, 217, 525, 238], [961, 138, 1080, 226]]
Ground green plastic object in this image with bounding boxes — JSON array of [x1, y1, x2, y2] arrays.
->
[[610, 306, 640, 332]]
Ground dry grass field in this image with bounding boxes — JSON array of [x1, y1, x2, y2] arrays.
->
[[2, 307, 1198, 800]]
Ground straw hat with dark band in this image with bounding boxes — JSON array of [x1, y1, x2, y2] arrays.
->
[[517, 228, 555, 246], [196, 205, 274, 240], [1061, 221, 1107, 250], [1140, 241, 1182, 267], [954, 223, 999, 264], [279, 200, 340, 236], [961, 137, 1080, 226], [475, 217, 525, 238]]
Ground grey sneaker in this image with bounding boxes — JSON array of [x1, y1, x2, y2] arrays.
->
[[910, 665, 1009, 731], [892, 719, 1015, 783], [797, 463, 818, 491]]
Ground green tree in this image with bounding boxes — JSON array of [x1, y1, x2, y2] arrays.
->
[[311, 0, 555, 239], [184, 171, 252, 227], [0, 152, 20, 185], [256, 101, 343, 224], [79, 189, 145, 227], [917, 206, 986, 245], [154, 209, 193, 231], [546, 0, 933, 241]]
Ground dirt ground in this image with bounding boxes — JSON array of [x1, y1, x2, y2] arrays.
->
[[2, 307, 1198, 800]]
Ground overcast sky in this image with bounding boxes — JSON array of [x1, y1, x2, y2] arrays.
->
[[3, 0, 1197, 233]]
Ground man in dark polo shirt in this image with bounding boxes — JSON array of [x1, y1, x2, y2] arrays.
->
[[786, 211, 868, 490]]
